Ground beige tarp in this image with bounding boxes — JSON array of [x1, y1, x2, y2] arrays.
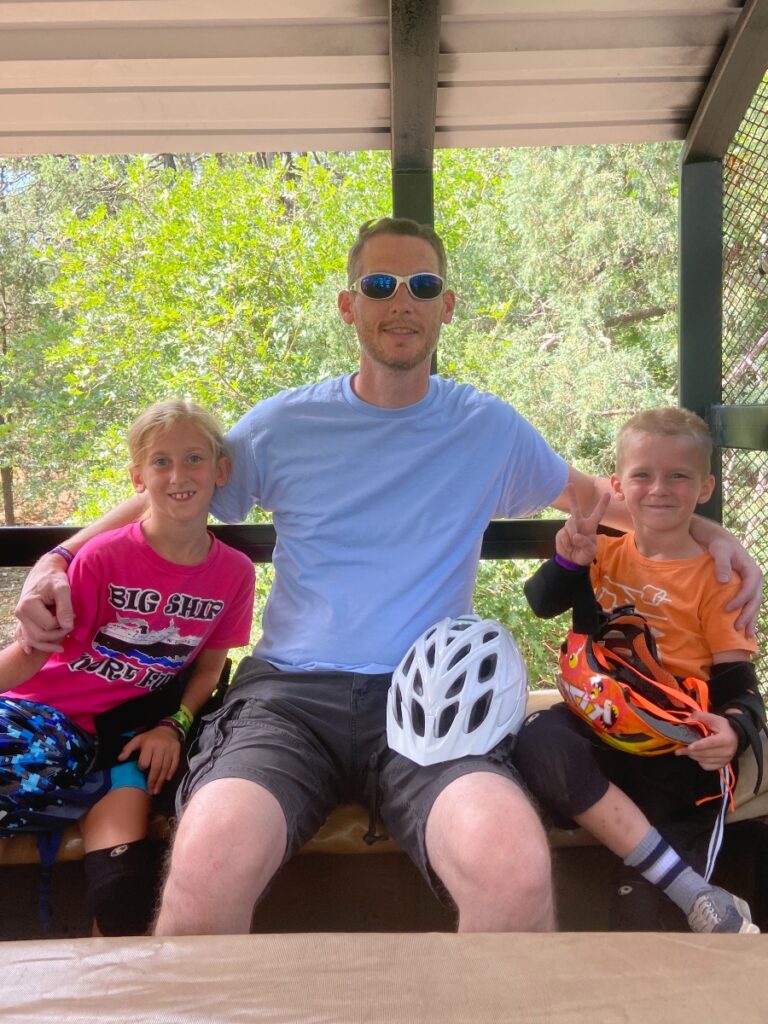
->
[[0, 931, 766, 1023]]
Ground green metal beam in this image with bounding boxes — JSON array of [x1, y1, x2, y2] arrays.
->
[[678, 158, 723, 520], [388, 0, 440, 225], [683, 0, 768, 164], [708, 405, 768, 450], [390, 168, 435, 225], [679, 1, 768, 523]]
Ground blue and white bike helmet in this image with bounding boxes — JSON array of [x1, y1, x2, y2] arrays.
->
[[0, 698, 109, 834], [387, 616, 529, 766]]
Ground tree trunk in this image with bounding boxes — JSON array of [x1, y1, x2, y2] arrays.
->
[[1, 465, 14, 525]]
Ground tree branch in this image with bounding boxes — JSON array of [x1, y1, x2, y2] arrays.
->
[[604, 305, 669, 329]]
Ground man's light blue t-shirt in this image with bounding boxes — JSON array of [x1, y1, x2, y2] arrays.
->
[[211, 374, 568, 672]]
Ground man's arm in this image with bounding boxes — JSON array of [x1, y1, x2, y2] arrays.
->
[[551, 467, 764, 635], [526, 482, 606, 630], [14, 494, 148, 653], [688, 516, 764, 633], [551, 466, 630, 531]]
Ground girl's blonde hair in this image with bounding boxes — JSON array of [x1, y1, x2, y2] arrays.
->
[[128, 400, 228, 468], [615, 406, 713, 475]]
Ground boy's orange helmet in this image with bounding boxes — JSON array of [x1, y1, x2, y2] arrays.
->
[[557, 607, 711, 756]]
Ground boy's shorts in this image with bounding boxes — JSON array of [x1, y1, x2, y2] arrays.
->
[[515, 701, 727, 873], [179, 656, 522, 899]]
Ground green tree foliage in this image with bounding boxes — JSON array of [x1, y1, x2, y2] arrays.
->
[[0, 156, 139, 521], [436, 145, 679, 477], [1, 144, 683, 678], [35, 152, 391, 515]]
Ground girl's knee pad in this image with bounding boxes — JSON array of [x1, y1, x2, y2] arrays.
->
[[83, 839, 158, 936]]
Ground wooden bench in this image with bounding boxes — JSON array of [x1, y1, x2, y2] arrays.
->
[[6, 528, 766, 933], [2, 688, 766, 867]]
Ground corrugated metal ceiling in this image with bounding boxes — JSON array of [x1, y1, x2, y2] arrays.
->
[[0, 0, 758, 155]]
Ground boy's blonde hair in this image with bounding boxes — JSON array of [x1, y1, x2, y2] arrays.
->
[[615, 406, 713, 475], [128, 400, 228, 468]]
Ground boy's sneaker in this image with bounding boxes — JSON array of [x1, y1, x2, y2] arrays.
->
[[687, 886, 760, 934]]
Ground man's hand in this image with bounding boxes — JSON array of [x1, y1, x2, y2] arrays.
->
[[707, 536, 764, 636], [118, 728, 181, 796], [14, 553, 74, 654], [676, 711, 739, 770], [555, 484, 611, 567], [14, 495, 149, 652]]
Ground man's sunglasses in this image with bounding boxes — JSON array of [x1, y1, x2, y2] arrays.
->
[[350, 272, 446, 301]]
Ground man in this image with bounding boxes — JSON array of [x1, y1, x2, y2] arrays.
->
[[16, 218, 762, 934]]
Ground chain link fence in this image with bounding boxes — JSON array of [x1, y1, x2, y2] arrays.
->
[[721, 73, 768, 660]]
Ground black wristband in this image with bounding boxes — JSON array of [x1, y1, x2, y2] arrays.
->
[[723, 711, 750, 756]]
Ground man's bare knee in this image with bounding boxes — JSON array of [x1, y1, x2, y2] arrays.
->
[[426, 772, 555, 932], [155, 778, 287, 936]]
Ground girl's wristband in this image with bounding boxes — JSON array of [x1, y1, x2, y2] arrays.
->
[[157, 718, 186, 742], [171, 704, 194, 735]]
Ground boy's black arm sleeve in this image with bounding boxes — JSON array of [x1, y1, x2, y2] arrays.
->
[[523, 558, 601, 634], [709, 661, 765, 719], [710, 661, 767, 794]]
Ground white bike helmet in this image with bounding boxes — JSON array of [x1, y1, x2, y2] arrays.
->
[[387, 616, 528, 766]]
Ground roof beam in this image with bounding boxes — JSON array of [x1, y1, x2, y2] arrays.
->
[[389, 0, 440, 223], [683, 0, 768, 163]]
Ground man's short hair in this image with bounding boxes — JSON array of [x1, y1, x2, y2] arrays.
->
[[615, 406, 713, 475], [128, 399, 228, 468], [347, 217, 448, 284]]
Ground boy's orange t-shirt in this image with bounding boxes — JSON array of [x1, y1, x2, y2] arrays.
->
[[591, 533, 757, 680]]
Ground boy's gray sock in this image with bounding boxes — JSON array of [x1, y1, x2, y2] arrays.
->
[[623, 827, 707, 914]]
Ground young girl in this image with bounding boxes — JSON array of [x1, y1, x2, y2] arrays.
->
[[0, 400, 255, 934]]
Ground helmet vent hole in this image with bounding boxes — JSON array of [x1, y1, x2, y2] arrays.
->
[[393, 687, 403, 728], [483, 630, 499, 643], [410, 700, 425, 737], [426, 643, 436, 668], [413, 670, 424, 697], [468, 691, 493, 732], [478, 654, 497, 683], [401, 650, 414, 675], [447, 644, 471, 671], [437, 703, 459, 738], [445, 673, 466, 699]]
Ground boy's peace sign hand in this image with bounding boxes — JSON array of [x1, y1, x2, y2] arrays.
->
[[555, 484, 611, 567]]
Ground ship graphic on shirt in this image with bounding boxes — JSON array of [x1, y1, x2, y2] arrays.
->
[[93, 615, 201, 669]]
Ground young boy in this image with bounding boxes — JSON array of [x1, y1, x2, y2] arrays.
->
[[0, 400, 255, 934], [515, 407, 764, 933]]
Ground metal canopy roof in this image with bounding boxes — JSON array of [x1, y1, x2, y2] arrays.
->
[[0, 0, 765, 158]]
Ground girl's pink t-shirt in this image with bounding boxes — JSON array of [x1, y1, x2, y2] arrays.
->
[[7, 523, 255, 732]]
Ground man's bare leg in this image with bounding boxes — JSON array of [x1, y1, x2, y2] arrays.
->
[[425, 772, 555, 932], [154, 778, 287, 935]]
